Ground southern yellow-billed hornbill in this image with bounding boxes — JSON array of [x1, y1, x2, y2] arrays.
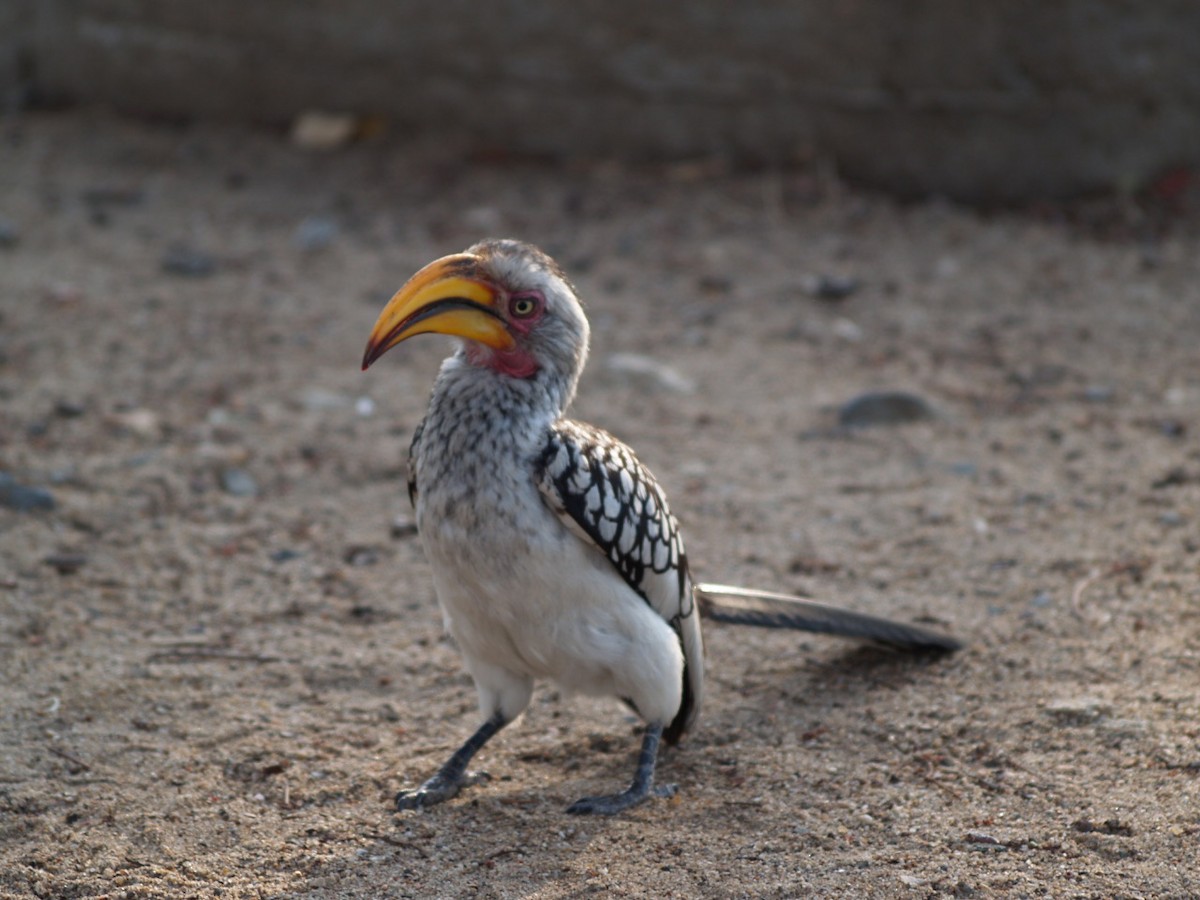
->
[[362, 239, 960, 816]]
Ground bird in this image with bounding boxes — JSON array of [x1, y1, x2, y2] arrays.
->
[[361, 239, 960, 816]]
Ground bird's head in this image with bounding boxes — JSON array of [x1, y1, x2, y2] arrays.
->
[[362, 240, 589, 392]]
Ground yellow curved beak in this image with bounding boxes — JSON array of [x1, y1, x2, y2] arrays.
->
[[361, 254, 513, 370]]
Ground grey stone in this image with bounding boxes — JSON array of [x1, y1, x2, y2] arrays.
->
[[1045, 697, 1112, 726], [800, 274, 861, 301], [220, 468, 259, 497], [0, 473, 56, 512], [43, 552, 87, 575], [605, 353, 696, 395], [838, 391, 936, 428], [0, 216, 18, 248], [161, 244, 217, 278], [292, 215, 339, 252]]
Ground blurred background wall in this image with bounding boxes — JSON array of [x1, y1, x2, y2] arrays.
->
[[6, 0, 1199, 201]]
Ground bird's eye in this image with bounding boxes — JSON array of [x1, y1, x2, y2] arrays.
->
[[509, 294, 540, 318]]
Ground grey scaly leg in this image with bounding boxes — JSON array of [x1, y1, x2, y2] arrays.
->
[[566, 723, 676, 816], [395, 711, 506, 810]]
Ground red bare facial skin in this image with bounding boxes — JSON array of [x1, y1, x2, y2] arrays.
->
[[461, 289, 544, 378], [466, 343, 540, 378]]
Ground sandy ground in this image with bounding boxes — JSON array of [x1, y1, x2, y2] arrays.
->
[[1, 111, 1198, 899]]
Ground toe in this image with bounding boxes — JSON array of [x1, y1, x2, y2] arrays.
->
[[395, 773, 463, 811], [566, 791, 642, 816]]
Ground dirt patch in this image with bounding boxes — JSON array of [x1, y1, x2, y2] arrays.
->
[[2, 111, 1198, 898]]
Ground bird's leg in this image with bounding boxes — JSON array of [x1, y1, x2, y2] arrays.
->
[[396, 711, 506, 811], [566, 723, 676, 816]]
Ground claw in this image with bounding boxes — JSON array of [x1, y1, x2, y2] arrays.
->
[[566, 782, 676, 816], [395, 770, 491, 811], [395, 773, 461, 811]]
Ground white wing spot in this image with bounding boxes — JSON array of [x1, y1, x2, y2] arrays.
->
[[619, 468, 634, 494], [619, 526, 636, 555], [552, 442, 571, 474], [654, 540, 670, 571], [570, 466, 592, 496], [598, 518, 617, 543]]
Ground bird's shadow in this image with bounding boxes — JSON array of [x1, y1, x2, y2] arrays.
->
[[695, 634, 963, 749]]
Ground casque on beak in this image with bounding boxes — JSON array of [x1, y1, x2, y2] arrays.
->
[[361, 253, 514, 370]]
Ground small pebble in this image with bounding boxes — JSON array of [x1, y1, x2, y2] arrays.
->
[[605, 353, 695, 394], [1152, 467, 1192, 489], [344, 545, 380, 566], [161, 245, 217, 278], [220, 468, 259, 497], [697, 274, 732, 294], [54, 400, 87, 418], [43, 553, 88, 575], [838, 391, 936, 428], [830, 317, 863, 342], [1072, 818, 1134, 837], [270, 549, 302, 563], [0, 473, 56, 512], [1081, 385, 1115, 403], [1045, 697, 1110, 725], [463, 206, 504, 232], [965, 831, 1004, 847], [1157, 418, 1186, 438], [292, 215, 339, 252], [290, 111, 357, 150], [1097, 718, 1149, 740], [801, 273, 861, 301], [300, 388, 352, 411], [43, 282, 85, 306], [0, 216, 19, 248], [390, 515, 418, 539], [108, 408, 161, 439]]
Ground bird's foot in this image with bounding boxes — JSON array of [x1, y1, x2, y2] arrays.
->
[[395, 770, 490, 811], [565, 782, 677, 816]]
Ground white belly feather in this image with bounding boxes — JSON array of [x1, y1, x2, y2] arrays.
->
[[418, 474, 684, 726]]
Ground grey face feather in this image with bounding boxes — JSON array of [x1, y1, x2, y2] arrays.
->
[[466, 239, 591, 410]]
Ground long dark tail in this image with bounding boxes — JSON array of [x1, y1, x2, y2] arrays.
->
[[693, 583, 962, 653]]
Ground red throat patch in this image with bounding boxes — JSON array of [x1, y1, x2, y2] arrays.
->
[[466, 343, 540, 379]]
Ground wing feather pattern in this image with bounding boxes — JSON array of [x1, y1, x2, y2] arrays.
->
[[536, 421, 702, 743]]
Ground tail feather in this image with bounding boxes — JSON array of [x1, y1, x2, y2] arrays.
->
[[693, 583, 963, 653]]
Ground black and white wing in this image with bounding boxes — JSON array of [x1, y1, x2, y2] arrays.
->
[[535, 420, 702, 743]]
